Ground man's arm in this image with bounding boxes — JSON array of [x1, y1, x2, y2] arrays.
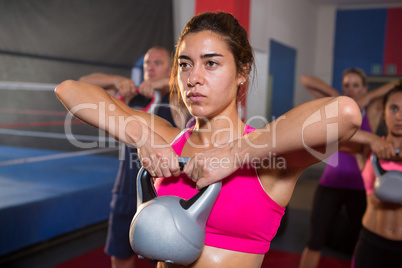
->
[[79, 73, 137, 104], [79, 73, 126, 89], [138, 77, 170, 98]]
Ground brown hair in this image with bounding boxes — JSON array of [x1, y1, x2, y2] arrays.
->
[[342, 67, 367, 87], [147, 46, 173, 67], [170, 11, 255, 105], [383, 80, 402, 108]]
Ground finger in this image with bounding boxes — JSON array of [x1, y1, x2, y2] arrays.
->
[[138, 84, 144, 94], [152, 159, 163, 178], [147, 88, 154, 99], [140, 155, 156, 177], [196, 172, 215, 190], [188, 159, 199, 183], [159, 158, 172, 178], [192, 156, 205, 183], [143, 153, 158, 178], [170, 155, 181, 177], [183, 158, 193, 178], [390, 145, 397, 158], [196, 180, 206, 190], [141, 86, 150, 98]]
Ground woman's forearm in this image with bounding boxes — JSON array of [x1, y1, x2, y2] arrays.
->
[[301, 75, 341, 99], [55, 80, 148, 146], [344, 129, 396, 158], [232, 96, 361, 166], [356, 80, 399, 109]]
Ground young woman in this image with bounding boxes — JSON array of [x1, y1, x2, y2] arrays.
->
[[353, 82, 402, 268], [299, 69, 398, 268], [55, 12, 361, 268]]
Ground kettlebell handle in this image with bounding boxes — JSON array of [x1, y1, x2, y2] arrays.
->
[[137, 157, 191, 208], [371, 153, 386, 177], [372, 149, 401, 177]]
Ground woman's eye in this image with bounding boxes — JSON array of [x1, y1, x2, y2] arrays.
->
[[206, 61, 217, 68], [179, 62, 190, 69]]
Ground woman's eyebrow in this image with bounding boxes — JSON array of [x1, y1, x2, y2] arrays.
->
[[178, 53, 223, 61], [178, 55, 191, 61], [200, 53, 223, 59]]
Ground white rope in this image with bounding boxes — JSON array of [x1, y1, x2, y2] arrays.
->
[[0, 128, 118, 142], [0, 81, 57, 91], [0, 147, 119, 167]]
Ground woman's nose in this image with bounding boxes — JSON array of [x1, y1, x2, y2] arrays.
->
[[187, 65, 204, 87], [396, 111, 402, 120]]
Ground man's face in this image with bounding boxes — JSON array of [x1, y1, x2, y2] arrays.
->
[[143, 49, 171, 81]]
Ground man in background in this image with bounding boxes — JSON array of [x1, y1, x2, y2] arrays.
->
[[80, 46, 176, 268]]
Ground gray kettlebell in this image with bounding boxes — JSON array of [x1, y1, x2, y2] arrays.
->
[[371, 153, 402, 204], [129, 157, 222, 265]]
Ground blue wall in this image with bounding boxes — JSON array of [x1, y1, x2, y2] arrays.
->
[[269, 39, 297, 118], [333, 9, 387, 91]]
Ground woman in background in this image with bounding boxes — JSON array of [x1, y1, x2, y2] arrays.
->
[[299, 69, 397, 268], [353, 82, 402, 267]]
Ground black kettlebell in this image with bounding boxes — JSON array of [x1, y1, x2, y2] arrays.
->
[[129, 157, 222, 265]]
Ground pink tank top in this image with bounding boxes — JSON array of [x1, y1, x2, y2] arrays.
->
[[362, 153, 402, 195], [154, 125, 286, 254]]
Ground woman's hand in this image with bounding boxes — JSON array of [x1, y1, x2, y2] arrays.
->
[[370, 137, 396, 159], [183, 146, 238, 189], [137, 127, 181, 178]]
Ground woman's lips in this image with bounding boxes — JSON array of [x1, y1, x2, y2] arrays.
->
[[187, 92, 206, 102]]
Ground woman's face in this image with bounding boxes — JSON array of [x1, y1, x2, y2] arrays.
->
[[342, 73, 367, 99], [176, 30, 244, 119], [385, 92, 402, 137]]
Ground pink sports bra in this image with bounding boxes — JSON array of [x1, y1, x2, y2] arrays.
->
[[154, 125, 286, 254], [362, 153, 402, 195]]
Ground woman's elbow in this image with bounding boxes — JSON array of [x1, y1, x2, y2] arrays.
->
[[300, 75, 312, 87], [337, 96, 362, 140], [55, 80, 77, 100]]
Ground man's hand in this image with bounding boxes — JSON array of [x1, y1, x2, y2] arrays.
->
[[138, 80, 155, 99], [115, 78, 137, 103]]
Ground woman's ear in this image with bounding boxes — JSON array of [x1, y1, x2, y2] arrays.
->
[[237, 64, 250, 86]]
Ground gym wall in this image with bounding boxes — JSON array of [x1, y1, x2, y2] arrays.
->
[[0, 0, 174, 83]]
